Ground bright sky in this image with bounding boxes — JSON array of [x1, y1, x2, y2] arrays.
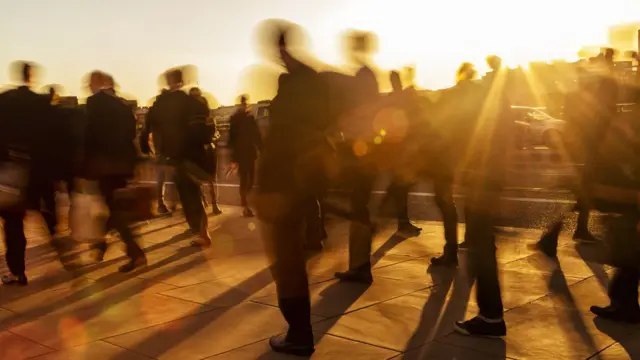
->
[[0, 0, 638, 105]]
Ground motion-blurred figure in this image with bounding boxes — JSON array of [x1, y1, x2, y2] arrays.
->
[[256, 21, 330, 356], [0, 62, 55, 285], [84, 71, 146, 272], [189, 87, 222, 215], [141, 68, 212, 247], [228, 94, 262, 217], [334, 30, 380, 285], [536, 50, 619, 256], [588, 113, 640, 324], [451, 60, 509, 337]]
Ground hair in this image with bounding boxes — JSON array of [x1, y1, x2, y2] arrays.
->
[[165, 69, 183, 87], [240, 94, 248, 104], [189, 87, 201, 96], [456, 62, 477, 83]]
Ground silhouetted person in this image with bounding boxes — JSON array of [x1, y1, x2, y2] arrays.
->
[[589, 115, 640, 324], [0, 62, 55, 285], [334, 31, 380, 285], [229, 94, 262, 217], [451, 61, 509, 337], [189, 87, 222, 215], [256, 24, 330, 356], [154, 88, 171, 214], [141, 68, 212, 247], [536, 52, 619, 256], [84, 71, 145, 272], [383, 70, 423, 236]]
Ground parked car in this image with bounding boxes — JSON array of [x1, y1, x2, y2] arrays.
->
[[511, 106, 565, 149]]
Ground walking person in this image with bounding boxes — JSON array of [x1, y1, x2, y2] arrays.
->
[[84, 71, 146, 272], [228, 94, 262, 217], [140, 68, 212, 247], [0, 61, 55, 285], [256, 23, 331, 356]]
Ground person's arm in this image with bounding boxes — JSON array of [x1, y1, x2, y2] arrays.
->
[[249, 114, 263, 154], [139, 102, 155, 155]]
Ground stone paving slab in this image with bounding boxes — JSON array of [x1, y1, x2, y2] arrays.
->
[[0, 205, 637, 359]]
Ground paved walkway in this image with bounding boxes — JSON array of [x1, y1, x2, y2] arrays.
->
[[0, 206, 638, 359]]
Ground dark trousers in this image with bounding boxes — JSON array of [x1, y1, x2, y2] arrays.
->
[[98, 176, 143, 259], [1, 209, 27, 276], [348, 160, 377, 270], [238, 161, 256, 208], [605, 213, 640, 310], [262, 194, 313, 342], [173, 165, 205, 232], [388, 177, 458, 252], [466, 205, 504, 319]]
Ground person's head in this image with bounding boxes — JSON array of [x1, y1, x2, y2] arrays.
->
[[21, 62, 33, 85], [89, 70, 104, 94], [486, 55, 502, 72], [603, 48, 615, 64], [165, 69, 184, 90], [456, 62, 477, 83], [103, 74, 115, 93], [189, 87, 202, 98], [390, 71, 402, 92], [239, 94, 248, 109]]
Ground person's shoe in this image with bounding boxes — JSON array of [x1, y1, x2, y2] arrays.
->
[[211, 204, 223, 215], [531, 240, 557, 258], [191, 234, 212, 248], [590, 305, 640, 324], [243, 208, 254, 218], [269, 334, 315, 357], [397, 223, 421, 237], [335, 268, 373, 285], [454, 316, 507, 337], [1, 274, 28, 286], [458, 240, 469, 249], [157, 204, 170, 215], [430, 253, 458, 267], [91, 241, 108, 262], [118, 255, 147, 273], [573, 231, 599, 244]]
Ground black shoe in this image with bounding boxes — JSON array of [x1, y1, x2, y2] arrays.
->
[[118, 256, 147, 273], [458, 241, 469, 249], [590, 305, 640, 324], [269, 334, 315, 357], [1, 273, 28, 286], [454, 316, 507, 337], [398, 223, 421, 237], [211, 204, 223, 215], [243, 208, 254, 218], [431, 253, 458, 267], [335, 268, 373, 285], [157, 204, 170, 215], [573, 231, 599, 244], [91, 241, 108, 262], [531, 241, 557, 258]]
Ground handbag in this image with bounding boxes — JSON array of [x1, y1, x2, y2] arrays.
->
[[70, 180, 108, 242], [0, 158, 30, 210]]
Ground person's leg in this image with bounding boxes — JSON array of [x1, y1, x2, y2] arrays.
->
[[1, 210, 28, 285], [303, 197, 324, 251], [174, 166, 210, 245], [40, 179, 58, 237], [431, 179, 459, 266], [591, 213, 640, 322], [262, 198, 314, 355], [156, 164, 169, 213], [454, 202, 506, 337], [335, 160, 376, 284]]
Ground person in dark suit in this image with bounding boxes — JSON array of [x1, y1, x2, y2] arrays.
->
[[140, 68, 212, 247], [228, 94, 262, 217], [85, 71, 146, 273], [256, 23, 331, 356], [189, 87, 222, 215], [0, 62, 54, 285]]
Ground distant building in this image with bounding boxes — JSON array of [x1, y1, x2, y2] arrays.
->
[[608, 23, 640, 52]]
